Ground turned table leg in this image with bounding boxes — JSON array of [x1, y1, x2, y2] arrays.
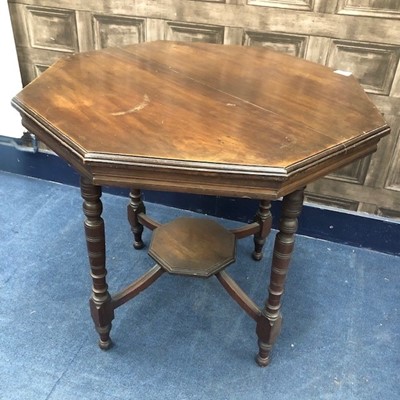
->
[[256, 188, 304, 366], [127, 189, 145, 249], [252, 200, 272, 261], [81, 177, 114, 350]]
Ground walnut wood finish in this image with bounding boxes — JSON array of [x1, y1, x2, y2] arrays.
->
[[215, 190, 304, 366], [80, 177, 114, 350], [111, 265, 164, 310], [148, 218, 236, 278], [12, 41, 389, 199], [138, 213, 161, 231], [252, 201, 273, 261], [127, 189, 145, 249], [82, 178, 166, 344], [216, 270, 261, 322], [256, 188, 305, 366], [11, 41, 390, 366]]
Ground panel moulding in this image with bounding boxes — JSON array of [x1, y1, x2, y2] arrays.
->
[[326, 39, 400, 95], [243, 31, 308, 58], [33, 63, 50, 78], [92, 14, 145, 49], [337, 0, 400, 19], [326, 156, 371, 185], [166, 22, 224, 44], [26, 6, 78, 52], [247, 0, 314, 11], [192, 0, 226, 3], [384, 132, 400, 191], [377, 207, 400, 220], [304, 192, 359, 211]]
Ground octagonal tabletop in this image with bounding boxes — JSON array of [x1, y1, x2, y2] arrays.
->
[[12, 41, 390, 199]]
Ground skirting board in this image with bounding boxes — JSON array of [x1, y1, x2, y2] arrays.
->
[[1, 141, 398, 256]]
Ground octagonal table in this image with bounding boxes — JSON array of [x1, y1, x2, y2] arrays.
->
[[12, 41, 390, 366]]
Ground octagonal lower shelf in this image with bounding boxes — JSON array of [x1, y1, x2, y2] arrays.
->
[[148, 217, 236, 277]]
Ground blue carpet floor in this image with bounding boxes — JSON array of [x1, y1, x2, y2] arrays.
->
[[0, 171, 399, 400]]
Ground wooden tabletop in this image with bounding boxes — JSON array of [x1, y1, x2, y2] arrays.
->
[[12, 41, 390, 199]]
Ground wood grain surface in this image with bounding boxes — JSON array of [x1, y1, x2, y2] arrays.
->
[[12, 41, 390, 198]]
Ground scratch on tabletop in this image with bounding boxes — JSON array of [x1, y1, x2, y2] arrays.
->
[[111, 94, 150, 116]]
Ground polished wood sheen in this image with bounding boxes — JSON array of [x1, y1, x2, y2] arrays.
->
[[12, 41, 389, 199], [11, 41, 390, 366], [148, 217, 236, 277], [80, 177, 114, 350]]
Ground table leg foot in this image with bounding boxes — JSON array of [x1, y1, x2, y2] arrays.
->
[[251, 251, 263, 261], [128, 189, 145, 250], [252, 200, 272, 261], [97, 325, 113, 350], [89, 297, 114, 350], [252, 251, 262, 261], [99, 339, 112, 350], [255, 312, 282, 367], [256, 341, 272, 367]]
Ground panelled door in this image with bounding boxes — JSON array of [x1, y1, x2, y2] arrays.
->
[[8, 0, 400, 218]]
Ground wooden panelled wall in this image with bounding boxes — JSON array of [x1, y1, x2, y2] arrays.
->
[[8, 0, 400, 219]]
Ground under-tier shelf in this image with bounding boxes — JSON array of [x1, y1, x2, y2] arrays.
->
[[148, 217, 236, 277]]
